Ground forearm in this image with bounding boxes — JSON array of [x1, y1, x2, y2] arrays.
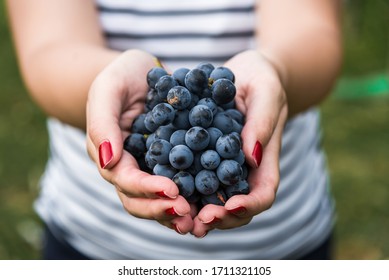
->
[[21, 43, 119, 129], [258, 0, 342, 116]]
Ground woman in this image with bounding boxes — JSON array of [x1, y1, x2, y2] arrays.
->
[[7, 0, 342, 259]]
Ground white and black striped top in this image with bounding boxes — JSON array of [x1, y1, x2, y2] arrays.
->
[[35, 0, 335, 259]]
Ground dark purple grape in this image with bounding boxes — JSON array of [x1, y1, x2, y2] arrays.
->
[[172, 171, 195, 198], [185, 68, 209, 95], [172, 67, 190, 86], [200, 150, 221, 170], [154, 125, 175, 141], [212, 112, 234, 134], [216, 159, 243, 186], [145, 88, 163, 112], [224, 108, 244, 124], [196, 62, 215, 77], [195, 170, 219, 195], [215, 133, 241, 159], [147, 67, 168, 89], [185, 152, 202, 176], [144, 111, 159, 133], [172, 109, 191, 129], [189, 104, 213, 128], [131, 113, 151, 134], [206, 127, 223, 149], [145, 133, 156, 150], [153, 164, 177, 179], [197, 97, 218, 116], [167, 86, 192, 110], [210, 66, 235, 83], [212, 78, 236, 105], [224, 180, 250, 198], [201, 189, 227, 206], [155, 75, 178, 99], [149, 139, 172, 165], [185, 126, 210, 151], [151, 103, 175, 126], [123, 133, 146, 158], [169, 144, 194, 170], [170, 129, 187, 146], [145, 150, 158, 170]]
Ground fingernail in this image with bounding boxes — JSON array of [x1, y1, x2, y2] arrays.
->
[[228, 206, 247, 216], [252, 141, 263, 168], [165, 207, 184, 217], [196, 231, 209, 239], [202, 217, 221, 226], [172, 223, 185, 235], [155, 191, 177, 199], [99, 140, 113, 169]]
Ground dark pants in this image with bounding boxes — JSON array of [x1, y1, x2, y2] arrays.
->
[[42, 226, 333, 260]]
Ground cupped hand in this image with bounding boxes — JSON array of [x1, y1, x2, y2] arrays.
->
[[191, 50, 289, 237], [86, 49, 193, 234]]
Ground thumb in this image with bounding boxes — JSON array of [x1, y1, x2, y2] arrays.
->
[[239, 85, 286, 169], [86, 79, 125, 170]]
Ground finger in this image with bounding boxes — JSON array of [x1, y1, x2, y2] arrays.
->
[[105, 151, 179, 199], [159, 215, 194, 235], [117, 191, 190, 221], [225, 106, 287, 217], [238, 79, 286, 169]]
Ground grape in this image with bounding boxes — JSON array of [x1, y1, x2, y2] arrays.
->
[[210, 66, 235, 83], [154, 125, 175, 141], [197, 97, 218, 116], [196, 62, 215, 77], [185, 68, 208, 95], [212, 78, 236, 105], [169, 144, 194, 170], [144, 111, 159, 132], [172, 109, 191, 129], [189, 104, 213, 128], [215, 133, 241, 159], [149, 139, 172, 165], [206, 127, 223, 149], [167, 86, 192, 110], [123, 133, 146, 158], [212, 112, 234, 134], [131, 113, 151, 134], [200, 150, 221, 170], [216, 159, 243, 186], [153, 164, 177, 179], [124, 63, 250, 208], [170, 129, 187, 146], [224, 180, 250, 199], [147, 67, 168, 89], [185, 126, 210, 151], [201, 189, 227, 206], [151, 103, 175, 126], [172, 171, 195, 198], [195, 170, 219, 195], [172, 67, 190, 86]]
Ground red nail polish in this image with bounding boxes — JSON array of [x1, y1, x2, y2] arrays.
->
[[228, 206, 247, 216], [203, 217, 221, 226], [165, 207, 184, 217], [155, 191, 177, 199], [99, 140, 113, 169], [252, 141, 263, 168]]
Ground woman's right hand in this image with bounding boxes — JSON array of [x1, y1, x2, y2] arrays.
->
[[86, 49, 194, 235]]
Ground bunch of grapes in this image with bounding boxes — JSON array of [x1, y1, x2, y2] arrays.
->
[[123, 62, 249, 207]]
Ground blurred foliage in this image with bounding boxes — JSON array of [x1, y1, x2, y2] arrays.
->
[[0, 1, 388, 259]]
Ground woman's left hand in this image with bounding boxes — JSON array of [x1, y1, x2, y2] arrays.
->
[[191, 50, 288, 237]]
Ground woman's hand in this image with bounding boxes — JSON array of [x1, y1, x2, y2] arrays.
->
[[86, 49, 194, 234], [191, 50, 288, 237]]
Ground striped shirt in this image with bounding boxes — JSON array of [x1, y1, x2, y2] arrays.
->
[[35, 0, 335, 259]]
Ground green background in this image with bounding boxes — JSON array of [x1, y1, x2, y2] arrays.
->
[[0, 1, 388, 259]]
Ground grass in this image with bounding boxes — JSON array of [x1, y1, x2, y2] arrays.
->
[[0, 1, 388, 259]]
